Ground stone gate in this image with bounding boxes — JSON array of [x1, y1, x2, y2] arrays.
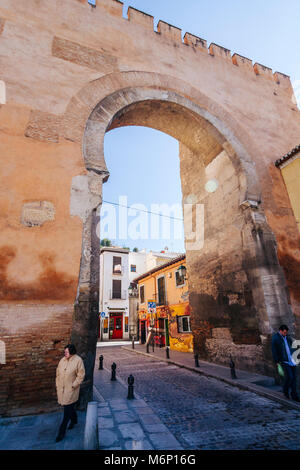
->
[[0, 0, 299, 416]]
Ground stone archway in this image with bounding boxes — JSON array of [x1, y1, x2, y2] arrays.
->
[[63, 71, 293, 407]]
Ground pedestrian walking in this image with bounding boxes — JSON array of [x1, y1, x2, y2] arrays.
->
[[55, 344, 85, 442], [271, 325, 300, 402]]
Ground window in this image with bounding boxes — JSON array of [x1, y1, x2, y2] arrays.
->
[[131, 265, 136, 272], [140, 285, 145, 304], [157, 276, 166, 306], [113, 256, 122, 274], [175, 269, 185, 287], [112, 279, 122, 299], [177, 315, 191, 333]]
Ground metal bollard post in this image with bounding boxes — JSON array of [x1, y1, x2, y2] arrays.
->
[[83, 401, 98, 450], [166, 346, 170, 359], [152, 339, 155, 352], [230, 355, 237, 379], [127, 374, 135, 400], [98, 355, 103, 370], [146, 343, 149, 354], [111, 362, 117, 381], [132, 336, 135, 350], [194, 354, 199, 368]]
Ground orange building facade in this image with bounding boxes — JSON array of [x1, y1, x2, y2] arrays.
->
[[135, 255, 193, 353]]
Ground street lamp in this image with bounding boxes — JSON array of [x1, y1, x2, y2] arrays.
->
[[178, 264, 187, 280]]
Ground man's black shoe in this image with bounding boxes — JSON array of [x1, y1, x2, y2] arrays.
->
[[68, 422, 76, 430], [283, 391, 290, 399], [55, 434, 64, 443]]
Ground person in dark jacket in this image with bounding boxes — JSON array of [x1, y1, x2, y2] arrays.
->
[[271, 324, 299, 401]]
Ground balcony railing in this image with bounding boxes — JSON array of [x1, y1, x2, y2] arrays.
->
[[153, 293, 168, 307], [109, 289, 127, 300], [112, 265, 124, 275]]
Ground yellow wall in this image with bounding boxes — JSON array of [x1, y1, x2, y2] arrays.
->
[[138, 259, 188, 308], [138, 259, 193, 352], [281, 154, 300, 233]]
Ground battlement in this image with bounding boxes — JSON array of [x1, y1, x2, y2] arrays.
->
[[89, 1, 292, 88], [127, 6, 154, 30], [97, 0, 123, 16], [209, 43, 232, 62], [157, 20, 182, 42], [232, 53, 253, 70], [253, 62, 273, 78], [183, 33, 207, 51]]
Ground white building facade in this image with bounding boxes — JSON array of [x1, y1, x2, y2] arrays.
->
[[99, 247, 184, 342], [99, 247, 130, 341]]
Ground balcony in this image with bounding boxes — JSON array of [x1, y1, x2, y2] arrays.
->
[[112, 265, 124, 275], [109, 289, 127, 300], [153, 293, 168, 307]]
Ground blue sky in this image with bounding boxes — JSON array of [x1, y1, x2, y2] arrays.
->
[[100, 0, 300, 253]]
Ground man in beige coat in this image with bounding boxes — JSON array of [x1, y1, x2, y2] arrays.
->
[[55, 344, 85, 442]]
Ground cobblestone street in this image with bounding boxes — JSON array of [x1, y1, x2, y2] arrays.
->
[[95, 347, 300, 450]]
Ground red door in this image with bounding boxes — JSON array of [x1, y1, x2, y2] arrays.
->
[[110, 314, 123, 339]]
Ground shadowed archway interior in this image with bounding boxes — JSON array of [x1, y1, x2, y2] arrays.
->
[[71, 87, 293, 408]]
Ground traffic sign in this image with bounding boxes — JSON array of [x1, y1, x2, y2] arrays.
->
[[148, 301, 156, 313], [100, 312, 106, 318]]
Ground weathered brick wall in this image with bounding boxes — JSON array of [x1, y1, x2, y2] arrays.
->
[[0, 305, 73, 417]]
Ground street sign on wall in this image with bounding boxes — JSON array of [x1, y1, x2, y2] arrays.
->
[[147, 301, 156, 314]]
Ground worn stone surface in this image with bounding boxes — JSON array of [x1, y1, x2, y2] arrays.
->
[[25, 110, 61, 143], [0, 18, 5, 36], [95, 366, 182, 450], [21, 201, 55, 227], [52, 36, 118, 73], [0, 0, 299, 415]]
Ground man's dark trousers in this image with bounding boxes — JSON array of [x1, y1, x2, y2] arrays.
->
[[282, 363, 297, 398], [58, 402, 77, 437]]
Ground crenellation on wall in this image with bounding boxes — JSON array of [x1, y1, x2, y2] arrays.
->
[[98, 0, 123, 17], [273, 71, 293, 92], [127, 6, 154, 30], [157, 20, 182, 43], [253, 62, 273, 78], [183, 32, 207, 51], [208, 43, 232, 62], [232, 53, 253, 70]]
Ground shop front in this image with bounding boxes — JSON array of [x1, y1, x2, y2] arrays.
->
[[109, 313, 123, 340], [99, 310, 129, 341]]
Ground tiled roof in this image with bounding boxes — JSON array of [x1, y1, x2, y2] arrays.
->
[[133, 254, 186, 283], [275, 144, 300, 167]]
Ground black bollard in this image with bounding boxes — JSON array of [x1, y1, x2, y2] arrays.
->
[[127, 374, 135, 400], [146, 343, 149, 354], [194, 354, 199, 368], [132, 337, 135, 350], [152, 339, 155, 352], [98, 355, 103, 370], [166, 346, 170, 359], [230, 355, 237, 379], [111, 362, 117, 381]]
